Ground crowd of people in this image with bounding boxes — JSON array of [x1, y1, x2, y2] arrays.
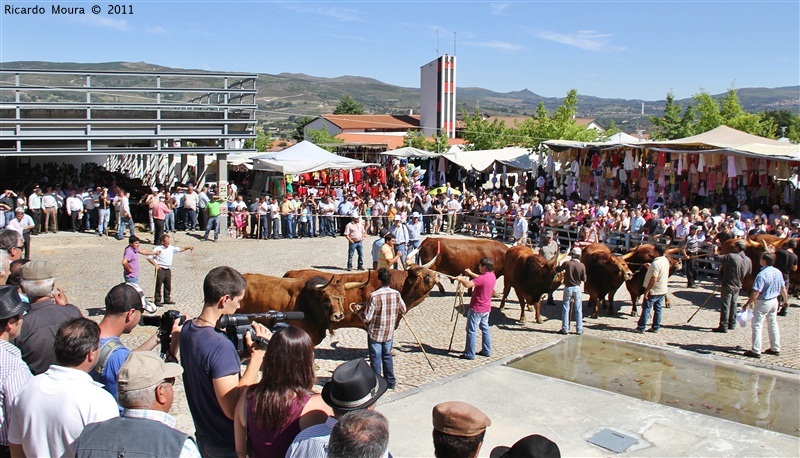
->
[[0, 246, 561, 458]]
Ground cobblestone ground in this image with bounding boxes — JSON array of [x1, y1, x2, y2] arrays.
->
[[31, 231, 799, 436]]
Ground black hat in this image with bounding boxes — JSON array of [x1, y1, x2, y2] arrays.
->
[[0, 285, 29, 320], [490, 434, 561, 458], [321, 359, 388, 411]]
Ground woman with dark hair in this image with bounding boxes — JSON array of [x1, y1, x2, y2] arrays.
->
[[234, 325, 332, 458]]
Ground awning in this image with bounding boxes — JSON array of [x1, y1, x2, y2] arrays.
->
[[442, 147, 531, 172], [381, 146, 440, 158], [251, 140, 375, 174]]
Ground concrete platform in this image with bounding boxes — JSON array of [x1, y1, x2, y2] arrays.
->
[[380, 341, 800, 457]]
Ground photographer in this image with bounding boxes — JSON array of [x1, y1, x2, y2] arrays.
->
[[180, 266, 271, 457], [94, 283, 181, 405]]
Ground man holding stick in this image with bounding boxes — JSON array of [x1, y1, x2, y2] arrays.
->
[[357, 268, 406, 390]]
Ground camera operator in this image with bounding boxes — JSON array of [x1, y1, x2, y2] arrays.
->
[[94, 283, 182, 406], [180, 266, 271, 457]]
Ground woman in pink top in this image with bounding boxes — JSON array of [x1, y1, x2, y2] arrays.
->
[[234, 326, 332, 458]]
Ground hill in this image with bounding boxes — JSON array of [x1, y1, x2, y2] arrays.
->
[[2, 61, 798, 137]]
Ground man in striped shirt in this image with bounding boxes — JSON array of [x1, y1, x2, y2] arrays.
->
[[0, 286, 32, 456], [358, 268, 406, 389]]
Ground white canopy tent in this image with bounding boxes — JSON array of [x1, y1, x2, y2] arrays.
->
[[381, 146, 440, 159], [251, 140, 375, 174], [650, 125, 800, 160], [442, 146, 531, 172]]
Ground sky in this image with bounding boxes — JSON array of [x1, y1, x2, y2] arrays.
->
[[1, 1, 798, 101]]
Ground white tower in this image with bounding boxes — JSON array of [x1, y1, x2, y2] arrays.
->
[[420, 54, 456, 139]]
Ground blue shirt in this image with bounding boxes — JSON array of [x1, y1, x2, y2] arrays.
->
[[372, 238, 386, 263], [751, 265, 784, 300], [92, 337, 131, 409], [630, 216, 646, 233]]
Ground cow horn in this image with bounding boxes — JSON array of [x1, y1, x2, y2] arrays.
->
[[762, 239, 775, 254], [406, 247, 420, 263], [316, 276, 335, 290], [345, 270, 371, 290], [420, 253, 438, 269], [746, 237, 760, 247], [620, 248, 637, 261]]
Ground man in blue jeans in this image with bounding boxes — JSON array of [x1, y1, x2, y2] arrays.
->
[[344, 212, 364, 271], [636, 243, 670, 333], [456, 257, 496, 360], [556, 247, 587, 335], [358, 268, 406, 389]]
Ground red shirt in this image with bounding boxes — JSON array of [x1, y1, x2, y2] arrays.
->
[[470, 272, 496, 314]]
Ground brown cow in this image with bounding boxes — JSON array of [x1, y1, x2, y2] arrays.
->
[[582, 243, 634, 318], [719, 235, 792, 294], [620, 245, 681, 316], [239, 274, 365, 345], [417, 237, 508, 294], [283, 261, 440, 336], [499, 246, 568, 323]]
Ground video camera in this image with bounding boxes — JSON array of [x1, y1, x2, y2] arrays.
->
[[141, 310, 186, 362], [219, 311, 305, 353]]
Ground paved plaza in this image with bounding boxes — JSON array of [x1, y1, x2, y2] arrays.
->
[[31, 231, 799, 454]]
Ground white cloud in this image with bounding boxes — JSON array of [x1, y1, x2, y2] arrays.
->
[[531, 29, 625, 52], [146, 26, 167, 35], [491, 3, 511, 15], [463, 40, 523, 52], [283, 3, 361, 22], [76, 15, 129, 32]]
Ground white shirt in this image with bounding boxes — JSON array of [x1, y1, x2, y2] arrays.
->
[[27, 193, 42, 210], [42, 194, 57, 208], [152, 245, 181, 268], [66, 196, 84, 213], [8, 365, 119, 458], [6, 216, 33, 235]]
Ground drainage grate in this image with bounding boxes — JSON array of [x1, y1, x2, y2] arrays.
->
[[587, 428, 638, 453]]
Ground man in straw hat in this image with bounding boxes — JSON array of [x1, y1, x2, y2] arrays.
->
[[75, 352, 199, 457], [287, 358, 388, 458]]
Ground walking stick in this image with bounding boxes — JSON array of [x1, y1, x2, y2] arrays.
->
[[402, 315, 435, 372], [687, 283, 721, 323], [448, 283, 466, 352]]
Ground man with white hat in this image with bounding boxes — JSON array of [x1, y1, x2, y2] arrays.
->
[[556, 247, 586, 335], [75, 352, 200, 457], [13, 260, 82, 375], [344, 211, 365, 271], [406, 212, 423, 264], [389, 215, 409, 265], [539, 231, 559, 305]]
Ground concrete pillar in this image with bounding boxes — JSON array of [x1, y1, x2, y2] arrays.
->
[[179, 155, 188, 185], [196, 154, 206, 188], [218, 153, 228, 233], [167, 154, 175, 187]]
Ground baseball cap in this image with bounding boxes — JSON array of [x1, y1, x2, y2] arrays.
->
[[394, 215, 401, 221], [411, 212, 420, 219], [21, 260, 55, 281], [432, 401, 491, 437], [0, 285, 30, 320], [571, 247, 581, 257], [105, 283, 157, 314], [117, 352, 183, 392]]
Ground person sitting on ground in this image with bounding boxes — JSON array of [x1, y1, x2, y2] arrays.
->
[[432, 401, 491, 458], [489, 434, 561, 458], [8, 318, 119, 458], [286, 358, 389, 458], [234, 325, 332, 458], [13, 260, 81, 375], [0, 286, 32, 456], [327, 409, 390, 458], [75, 352, 200, 457]]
